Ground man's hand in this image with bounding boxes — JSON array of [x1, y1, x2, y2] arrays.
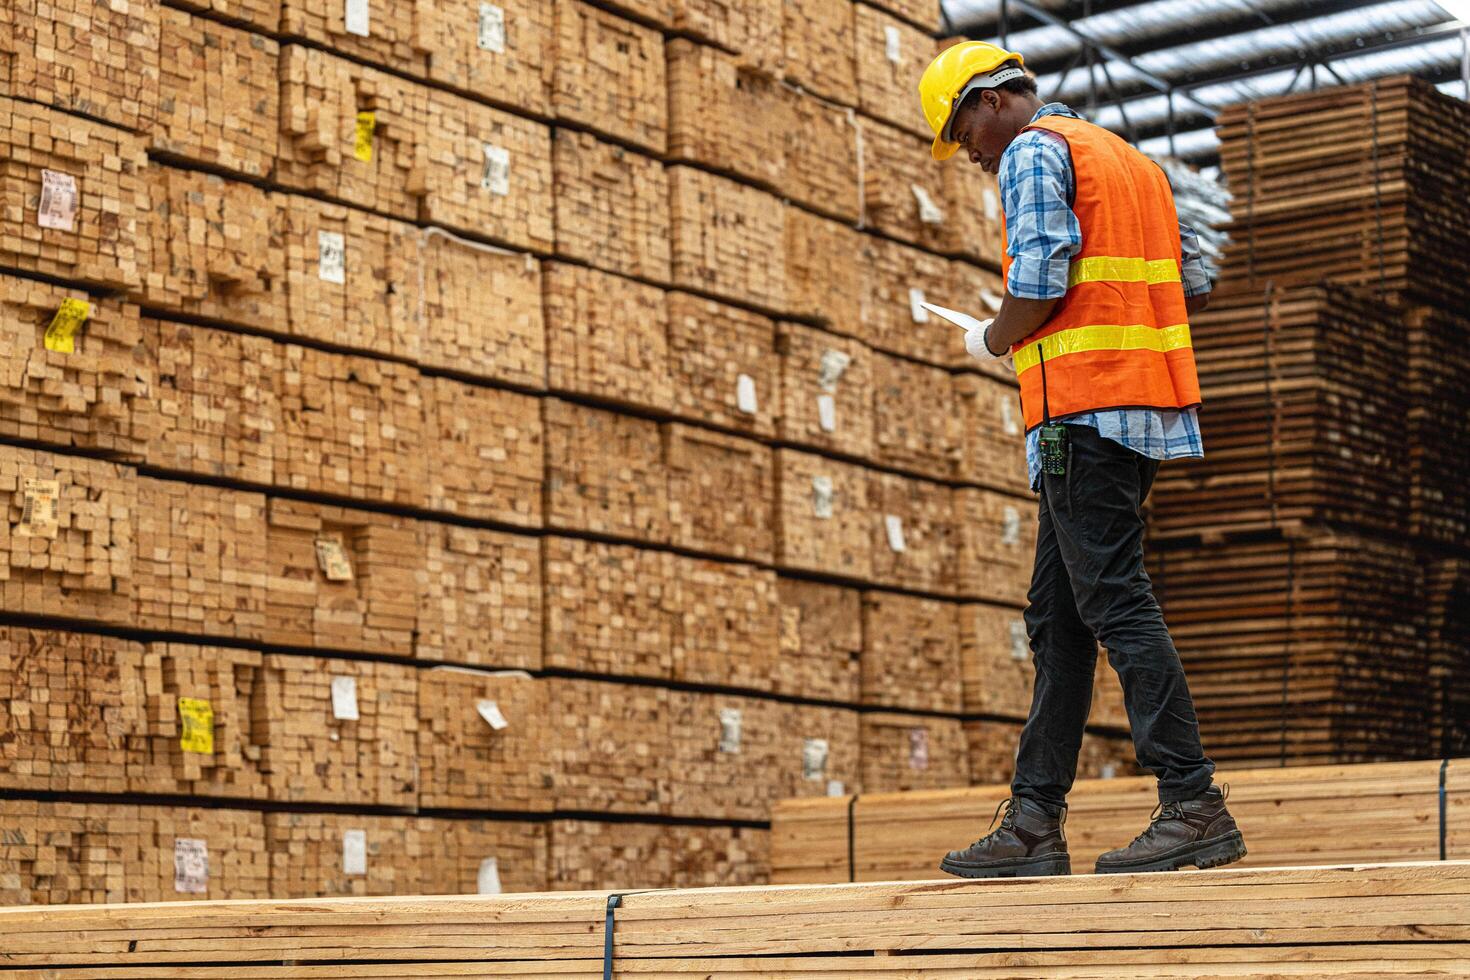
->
[[964, 319, 1002, 361], [1186, 291, 1210, 316]]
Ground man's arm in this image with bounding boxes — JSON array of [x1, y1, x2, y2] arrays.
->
[[1180, 221, 1210, 316], [987, 293, 1061, 353]]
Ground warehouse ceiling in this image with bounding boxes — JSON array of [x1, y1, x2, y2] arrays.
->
[[938, 0, 1470, 165]]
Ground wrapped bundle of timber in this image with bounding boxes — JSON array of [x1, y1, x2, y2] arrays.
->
[[261, 498, 420, 656], [666, 39, 785, 191], [772, 702, 860, 799], [782, 0, 856, 105], [958, 601, 1033, 717], [264, 812, 422, 898], [280, 0, 423, 76], [860, 592, 961, 712], [954, 487, 1033, 605], [942, 165, 1006, 267], [140, 319, 277, 486], [854, 5, 936, 138], [670, 558, 779, 690], [860, 117, 951, 253], [136, 169, 284, 328], [1149, 286, 1411, 543], [862, 236, 967, 366], [781, 85, 863, 223], [860, 713, 970, 794], [669, 166, 786, 312], [548, 820, 768, 891], [953, 373, 1028, 495], [0, 278, 151, 460], [281, 196, 419, 360], [553, 0, 667, 153], [774, 578, 861, 702], [965, 718, 1135, 785], [1151, 528, 1432, 765], [416, 817, 549, 895], [544, 263, 672, 412], [667, 292, 780, 437], [275, 343, 426, 507], [416, 525, 542, 669], [1404, 305, 1470, 546], [774, 449, 872, 580], [153, 10, 278, 177], [776, 323, 874, 459], [132, 478, 267, 639], [671, 0, 782, 76], [259, 655, 418, 806], [667, 691, 778, 819], [416, 667, 552, 812], [0, 99, 148, 290], [137, 807, 270, 901], [122, 642, 268, 800], [422, 379, 543, 527], [868, 472, 958, 594], [543, 537, 673, 678], [783, 208, 868, 336], [873, 351, 958, 480], [549, 678, 668, 815], [665, 425, 775, 561], [419, 0, 553, 116], [415, 235, 546, 387], [0, 800, 138, 904], [0, 628, 135, 794], [170, 0, 278, 32], [552, 130, 671, 281], [0, 446, 133, 625], [544, 400, 668, 542], [0, 0, 160, 133]]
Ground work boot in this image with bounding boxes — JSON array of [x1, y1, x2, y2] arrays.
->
[[939, 797, 1071, 879], [1094, 785, 1247, 874]]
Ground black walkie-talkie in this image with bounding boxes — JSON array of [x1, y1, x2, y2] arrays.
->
[[1037, 347, 1067, 476]]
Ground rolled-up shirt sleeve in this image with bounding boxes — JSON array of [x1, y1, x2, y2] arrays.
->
[[998, 133, 1081, 301], [1178, 221, 1211, 298]]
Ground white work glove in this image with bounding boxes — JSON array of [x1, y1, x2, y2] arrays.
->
[[964, 318, 1004, 362]]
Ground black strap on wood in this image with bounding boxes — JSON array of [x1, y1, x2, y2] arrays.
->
[[1440, 758, 1450, 862], [603, 893, 623, 980], [847, 794, 861, 883]]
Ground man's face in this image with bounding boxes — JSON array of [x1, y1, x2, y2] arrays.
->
[[949, 91, 1012, 175]]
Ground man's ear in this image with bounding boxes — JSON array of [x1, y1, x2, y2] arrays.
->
[[981, 89, 1003, 113]]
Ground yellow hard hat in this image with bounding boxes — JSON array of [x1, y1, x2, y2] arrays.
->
[[918, 41, 1026, 161]]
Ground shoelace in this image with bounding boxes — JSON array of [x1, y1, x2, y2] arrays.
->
[[1129, 801, 1186, 847], [967, 797, 1018, 848]]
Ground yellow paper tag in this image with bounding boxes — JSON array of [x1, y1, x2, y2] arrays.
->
[[16, 478, 59, 539], [178, 697, 214, 754], [315, 534, 355, 581], [354, 111, 376, 162], [44, 298, 90, 354]]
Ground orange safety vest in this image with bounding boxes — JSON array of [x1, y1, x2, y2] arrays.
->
[[1000, 114, 1202, 432]]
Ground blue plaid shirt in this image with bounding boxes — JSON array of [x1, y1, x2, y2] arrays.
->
[[998, 103, 1207, 490]]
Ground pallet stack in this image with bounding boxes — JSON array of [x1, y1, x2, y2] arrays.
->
[[0, 0, 1141, 905]]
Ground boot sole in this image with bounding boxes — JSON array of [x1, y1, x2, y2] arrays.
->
[[1094, 831, 1247, 875], [939, 854, 1071, 879]]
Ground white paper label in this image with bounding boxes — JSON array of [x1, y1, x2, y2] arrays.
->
[[342, 829, 367, 875], [826, 779, 846, 797], [481, 144, 510, 195], [718, 707, 742, 754], [477, 699, 509, 730], [817, 349, 851, 390], [173, 838, 208, 894], [911, 184, 945, 224], [884, 25, 901, 63], [330, 675, 360, 721], [909, 287, 929, 323], [477, 3, 506, 52], [817, 394, 837, 433], [981, 288, 1005, 313], [1000, 396, 1020, 436], [909, 727, 930, 770], [735, 373, 759, 415], [1001, 506, 1022, 546], [983, 186, 1000, 221], [803, 738, 829, 781], [811, 475, 834, 519], [318, 230, 346, 284], [344, 0, 370, 37], [38, 170, 78, 232], [1009, 619, 1029, 661], [477, 856, 503, 894], [884, 514, 907, 553], [1100, 763, 1118, 780]]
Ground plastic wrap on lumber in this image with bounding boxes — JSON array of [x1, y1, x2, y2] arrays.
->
[[420, 0, 553, 116], [665, 425, 775, 562], [854, 4, 936, 138], [418, 817, 549, 895], [554, 0, 667, 153], [873, 351, 958, 480], [773, 702, 861, 799], [552, 130, 671, 281], [958, 602, 1033, 717], [422, 377, 543, 527], [776, 322, 874, 460], [670, 557, 778, 690], [550, 678, 668, 815], [667, 691, 780, 819], [0, 99, 149, 290], [774, 449, 872, 579], [281, 0, 423, 76], [774, 578, 861, 702], [264, 812, 422, 898], [544, 263, 672, 411], [954, 487, 1033, 605], [860, 117, 950, 252], [548, 820, 768, 891], [0, 445, 134, 625], [783, 0, 856, 105], [153, 9, 278, 177], [953, 373, 1027, 494], [671, 0, 782, 76], [416, 525, 543, 669], [784, 208, 867, 334], [861, 591, 961, 712], [137, 169, 284, 328], [0, 279, 151, 461], [666, 39, 785, 190], [416, 236, 546, 388], [669, 165, 786, 311], [417, 668, 551, 812], [544, 399, 669, 542], [868, 472, 957, 594], [543, 536, 674, 679], [860, 712, 969, 793], [667, 292, 780, 437]]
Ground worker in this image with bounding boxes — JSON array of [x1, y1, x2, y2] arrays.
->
[[918, 42, 1247, 877]]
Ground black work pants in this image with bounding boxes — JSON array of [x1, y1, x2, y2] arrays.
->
[[1011, 423, 1215, 809]]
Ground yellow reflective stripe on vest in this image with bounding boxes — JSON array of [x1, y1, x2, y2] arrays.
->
[[1014, 323, 1192, 375], [1067, 256, 1181, 288]]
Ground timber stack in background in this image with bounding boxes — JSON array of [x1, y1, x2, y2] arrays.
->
[[1149, 76, 1470, 766], [0, 0, 1141, 905]]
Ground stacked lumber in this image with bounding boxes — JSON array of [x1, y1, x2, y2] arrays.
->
[[1404, 304, 1470, 547], [958, 602, 1034, 717], [670, 559, 778, 689], [860, 117, 951, 253], [416, 667, 552, 812], [669, 166, 786, 311], [854, 4, 936, 138], [870, 0, 941, 29], [418, 817, 549, 895], [264, 812, 422, 898], [542, 537, 674, 678], [953, 487, 1033, 604], [544, 400, 668, 541], [953, 373, 1028, 495], [783, 208, 866, 335], [547, 820, 767, 891], [671, 0, 783, 76], [553, 0, 667, 153], [873, 351, 958, 479], [137, 807, 271, 902], [666, 691, 777, 819], [774, 449, 872, 580], [418, 0, 553, 115], [1423, 557, 1470, 754], [279, 0, 421, 76], [773, 579, 861, 702], [782, 0, 856, 105], [552, 130, 670, 281], [549, 678, 669, 815], [782, 88, 862, 223], [776, 323, 873, 459], [667, 427, 775, 561], [666, 292, 780, 437], [867, 472, 957, 593], [544, 263, 672, 411], [415, 524, 543, 669], [860, 712, 970, 793], [422, 378, 543, 527], [863, 236, 970, 365], [860, 592, 961, 712], [771, 702, 860, 800]]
